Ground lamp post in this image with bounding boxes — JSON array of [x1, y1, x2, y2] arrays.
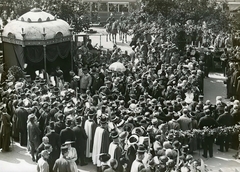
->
[[69, 26, 74, 71], [0, 25, 4, 81], [42, 27, 47, 71], [0, 25, 4, 61], [21, 28, 26, 72]]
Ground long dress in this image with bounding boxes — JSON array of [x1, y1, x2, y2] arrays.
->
[[84, 119, 97, 158], [0, 112, 11, 151], [61, 147, 78, 172]]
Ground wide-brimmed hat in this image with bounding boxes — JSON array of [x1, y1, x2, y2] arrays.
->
[[116, 119, 125, 128], [127, 134, 139, 145], [99, 153, 111, 162], [63, 141, 75, 146], [132, 127, 145, 136], [61, 145, 68, 153], [123, 123, 134, 132]]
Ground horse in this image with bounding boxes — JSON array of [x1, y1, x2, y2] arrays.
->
[[105, 20, 119, 43], [118, 20, 129, 43]]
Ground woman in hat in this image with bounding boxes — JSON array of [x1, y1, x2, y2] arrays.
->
[[27, 114, 41, 161], [0, 108, 12, 152], [62, 141, 78, 172]]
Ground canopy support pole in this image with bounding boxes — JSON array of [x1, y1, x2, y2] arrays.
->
[[43, 44, 47, 71], [42, 29, 47, 72]]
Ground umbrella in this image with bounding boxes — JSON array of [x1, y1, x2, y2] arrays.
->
[[109, 62, 126, 72]]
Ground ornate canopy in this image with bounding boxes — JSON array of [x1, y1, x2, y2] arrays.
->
[[2, 8, 72, 46]]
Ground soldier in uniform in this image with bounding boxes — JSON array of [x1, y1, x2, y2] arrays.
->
[[106, 13, 115, 24]]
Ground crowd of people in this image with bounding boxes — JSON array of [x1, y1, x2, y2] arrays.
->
[[1, 3, 240, 171], [0, 29, 240, 172]]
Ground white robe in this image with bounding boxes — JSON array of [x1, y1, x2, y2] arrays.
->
[[84, 120, 95, 158], [92, 127, 104, 167], [108, 142, 117, 160]]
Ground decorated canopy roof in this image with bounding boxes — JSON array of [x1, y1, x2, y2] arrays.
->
[[2, 8, 72, 46]]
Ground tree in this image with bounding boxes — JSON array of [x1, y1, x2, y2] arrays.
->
[[140, 0, 231, 33]]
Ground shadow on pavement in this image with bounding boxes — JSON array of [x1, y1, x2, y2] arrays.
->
[[0, 142, 35, 165]]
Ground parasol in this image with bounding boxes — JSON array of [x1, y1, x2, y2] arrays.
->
[[109, 62, 126, 72]]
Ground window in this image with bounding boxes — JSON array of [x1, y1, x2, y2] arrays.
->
[[109, 3, 118, 12], [119, 3, 128, 12], [99, 2, 107, 12], [92, 2, 98, 12]]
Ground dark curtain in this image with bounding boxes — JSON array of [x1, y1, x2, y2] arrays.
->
[[3, 42, 21, 70], [3, 41, 71, 80], [24, 41, 71, 80]]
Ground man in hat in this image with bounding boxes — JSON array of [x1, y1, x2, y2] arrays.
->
[[198, 108, 218, 158], [130, 144, 146, 172], [177, 108, 192, 131], [37, 150, 50, 172], [54, 113, 66, 134], [108, 130, 123, 172], [72, 116, 88, 166], [15, 100, 29, 146], [79, 67, 92, 94], [91, 68, 104, 95], [27, 114, 41, 162], [92, 116, 110, 172], [46, 121, 61, 169], [60, 119, 76, 145], [36, 137, 50, 162], [84, 108, 97, 159], [99, 153, 111, 171], [105, 159, 118, 172], [53, 146, 71, 172], [216, 107, 233, 152]]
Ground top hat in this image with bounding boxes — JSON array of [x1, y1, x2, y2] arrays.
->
[[76, 116, 82, 124], [137, 144, 146, 153], [119, 131, 128, 141], [88, 108, 95, 116], [99, 116, 108, 124], [110, 130, 119, 139]]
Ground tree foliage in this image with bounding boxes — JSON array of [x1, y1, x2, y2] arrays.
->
[[140, 0, 231, 32]]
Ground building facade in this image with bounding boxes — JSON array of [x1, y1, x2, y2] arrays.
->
[[81, 0, 140, 23]]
